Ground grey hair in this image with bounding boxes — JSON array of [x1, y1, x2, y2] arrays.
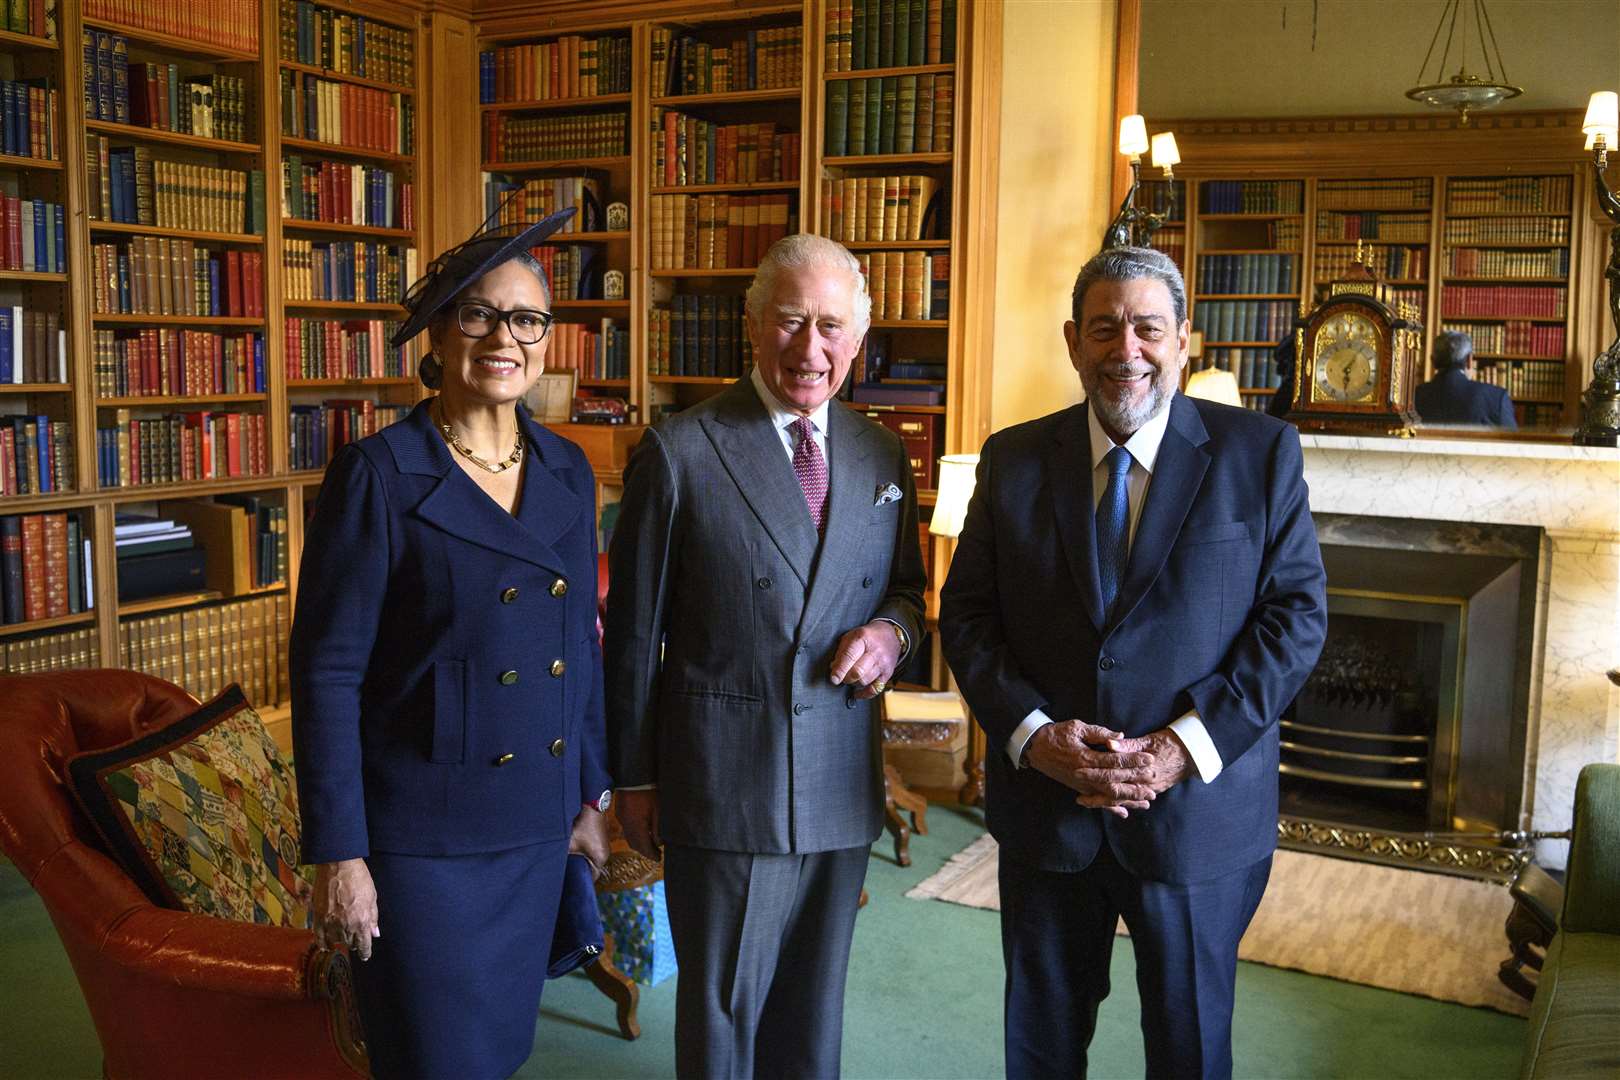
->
[[1432, 330, 1473, 370], [745, 234, 873, 330], [1071, 246, 1188, 328]]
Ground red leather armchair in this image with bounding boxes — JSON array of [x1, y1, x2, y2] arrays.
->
[[0, 670, 367, 1079]]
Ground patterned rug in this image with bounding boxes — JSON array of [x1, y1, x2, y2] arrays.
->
[[906, 833, 1529, 1017]]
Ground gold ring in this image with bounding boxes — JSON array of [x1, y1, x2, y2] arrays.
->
[[873, 680, 887, 694]]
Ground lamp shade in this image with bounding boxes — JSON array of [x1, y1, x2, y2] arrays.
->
[[928, 454, 980, 538], [1583, 91, 1619, 143], [1150, 131, 1180, 169], [1117, 114, 1149, 157], [1184, 368, 1244, 408]]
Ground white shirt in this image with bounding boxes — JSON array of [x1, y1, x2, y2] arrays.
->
[[750, 365, 830, 463], [1004, 403, 1225, 785]]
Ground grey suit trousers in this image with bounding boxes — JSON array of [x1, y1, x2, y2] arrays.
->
[[662, 844, 870, 1080]]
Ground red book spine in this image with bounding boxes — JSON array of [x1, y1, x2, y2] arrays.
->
[[42, 512, 67, 618], [226, 249, 243, 317], [225, 412, 242, 476], [19, 513, 45, 621]]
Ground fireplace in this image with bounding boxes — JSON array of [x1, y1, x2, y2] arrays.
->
[[1278, 513, 1544, 879]]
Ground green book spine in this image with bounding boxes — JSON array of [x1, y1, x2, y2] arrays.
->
[[848, 79, 867, 157], [825, 80, 848, 157], [895, 75, 916, 154], [864, 77, 882, 155], [908, 0, 926, 66], [941, 0, 956, 61], [878, 0, 895, 69], [6, 0, 22, 33], [914, 73, 934, 152], [893, 0, 911, 66], [851, 0, 868, 71], [878, 76, 898, 155], [864, 0, 880, 69], [249, 170, 266, 235]]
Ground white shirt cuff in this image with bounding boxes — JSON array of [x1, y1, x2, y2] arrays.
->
[[1168, 710, 1223, 783], [1007, 708, 1054, 766]]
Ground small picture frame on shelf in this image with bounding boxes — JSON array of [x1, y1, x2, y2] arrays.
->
[[606, 202, 629, 231], [524, 370, 578, 424], [603, 269, 625, 300]]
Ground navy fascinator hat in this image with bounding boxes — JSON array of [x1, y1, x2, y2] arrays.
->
[[389, 205, 578, 349]]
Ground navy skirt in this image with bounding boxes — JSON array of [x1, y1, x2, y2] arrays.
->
[[353, 837, 570, 1080]]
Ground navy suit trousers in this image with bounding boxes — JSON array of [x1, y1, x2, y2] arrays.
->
[[999, 842, 1272, 1080]]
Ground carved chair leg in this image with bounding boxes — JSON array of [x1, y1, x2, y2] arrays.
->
[[884, 797, 912, 867], [583, 932, 641, 1041]]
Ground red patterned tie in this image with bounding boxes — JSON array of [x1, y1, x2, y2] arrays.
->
[[792, 416, 828, 531]]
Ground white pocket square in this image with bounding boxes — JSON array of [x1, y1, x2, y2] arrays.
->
[[874, 482, 903, 506]]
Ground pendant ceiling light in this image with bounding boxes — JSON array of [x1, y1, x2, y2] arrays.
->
[[1405, 0, 1522, 124]]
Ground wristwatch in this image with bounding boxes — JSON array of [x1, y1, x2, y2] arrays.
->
[[888, 620, 908, 656], [585, 790, 612, 813]]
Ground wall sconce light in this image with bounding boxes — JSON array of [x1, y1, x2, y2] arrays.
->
[[1104, 115, 1179, 250]]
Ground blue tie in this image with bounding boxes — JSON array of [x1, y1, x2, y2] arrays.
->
[[1096, 446, 1132, 615]]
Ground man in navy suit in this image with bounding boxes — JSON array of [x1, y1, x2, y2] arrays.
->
[[1414, 330, 1518, 428], [939, 246, 1327, 1079]]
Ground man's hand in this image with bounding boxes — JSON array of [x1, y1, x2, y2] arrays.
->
[[570, 804, 612, 877], [615, 788, 661, 861], [1106, 728, 1196, 795], [829, 620, 903, 699], [313, 858, 379, 961], [1024, 721, 1158, 819]]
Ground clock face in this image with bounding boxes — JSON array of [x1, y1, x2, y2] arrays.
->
[[1312, 312, 1380, 403]]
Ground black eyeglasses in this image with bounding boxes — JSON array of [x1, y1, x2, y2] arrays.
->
[[456, 302, 555, 344]]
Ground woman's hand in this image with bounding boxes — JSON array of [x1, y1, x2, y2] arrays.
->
[[569, 805, 612, 878], [313, 859, 380, 961]]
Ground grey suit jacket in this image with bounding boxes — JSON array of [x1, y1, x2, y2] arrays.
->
[[605, 379, 927, 854]]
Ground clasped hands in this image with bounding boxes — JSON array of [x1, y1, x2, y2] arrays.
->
[[1024, 720, 1195, 818]]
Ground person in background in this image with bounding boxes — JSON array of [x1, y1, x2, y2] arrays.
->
[[1413, 330, 1518, 429], [291, 208, 612, 1079]]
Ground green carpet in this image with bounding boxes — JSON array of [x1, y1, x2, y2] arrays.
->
[[1, 808, 1525, 1079]]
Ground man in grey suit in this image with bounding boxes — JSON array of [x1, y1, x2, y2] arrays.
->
[[605, 233, 927, 1079]]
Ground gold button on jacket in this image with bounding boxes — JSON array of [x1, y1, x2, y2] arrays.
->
[[550, 659, 566, 677], [549, 738, 566, 757], [549, 578, 568, 598]]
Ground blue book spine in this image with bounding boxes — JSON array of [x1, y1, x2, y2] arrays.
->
[[253, 335, 264, 391], [34, 415, 49, 491], [480, 52, 494, 104], [209, 255, 221, 314], [52, 205, 63, 273], [116, 252, 130, 311], [355, 19, 366, 79], [0, 308, 10, 383]]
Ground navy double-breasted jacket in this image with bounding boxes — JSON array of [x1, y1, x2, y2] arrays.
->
[[291, 400, 610, 863]]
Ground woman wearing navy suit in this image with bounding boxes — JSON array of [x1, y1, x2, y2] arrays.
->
[[290, 208, 613, 1079]]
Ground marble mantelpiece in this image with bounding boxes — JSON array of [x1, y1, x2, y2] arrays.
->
[[1300, 433, 1620, 868]]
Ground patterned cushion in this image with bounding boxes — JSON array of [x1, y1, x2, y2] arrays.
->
[[66, 684, 314, 929]]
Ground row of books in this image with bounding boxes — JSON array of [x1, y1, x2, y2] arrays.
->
[[0, 197, 65, 273], [1199, 180, 1304, 215], [1, 416, 71, 496], [1196, 254, 1299, 295], [88, 143, 263, 236], [1443, 217, 1569, 245], [92, 329, 265, 399], [90, 239, 266, 318], [1441, 320, 1566, 359], [1, 80, 58, 160], [649, 111, 801, 187], [1197, 348, 1285, 391], [281, 239, 417, 305], [846, 339, 943, 387], [1315, 211, 1429, 242], [284, 318, 404, 381], [649, 193, 793, 271], [120, 594, 290, 712], [170, 495, 289, 593], [1268, 220, 1304, 249], [2, 627, 101, 675], [1446, 177, 1571, 215], [1191, 300, 1296, 345], [647, 295, 755, 378], [550, 320, 630, 382], [125, 66, 250, 144], [478, 36, 632, 103], [1385, 285, 1427, 317], [83, 0, 258, 54], [824, 0, 958, 72], [281, 157, 413, 230], [824, 74, 953, 157], [1313, 245, 1425, 282], [1315, 178, 1431, 211], [1, 513, 90, 625], [527, 244, 603, 302], [483, 111, 627, 165], [818, 174, 943, 244], [858, 250, 949, 321], [650, 26, 802, 96], [1444, 247, 1569, 280], [281, 74, 416, 156], [1147, 231, 1185, 269], [481, 174, 606, 233], [280, 1, 415, 89], [1439, 286, 1566, 320], [2, 0, 54, 40], [288, 400, 408, 471], [0, 308, 67, 385], [1473, 359, 1566, 402], [97, 409, 270, 488]]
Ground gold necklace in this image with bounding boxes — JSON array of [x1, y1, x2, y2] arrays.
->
[[433, 399, 524, 474]]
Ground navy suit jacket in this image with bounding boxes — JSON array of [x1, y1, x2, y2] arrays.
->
[[939, 395, 1327, 883], [291, 400, 610, 863], [1414, 368, 1518, 428]]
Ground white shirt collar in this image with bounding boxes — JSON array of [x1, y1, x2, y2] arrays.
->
[[1086, 394, 1174, 475], [750, 365, 831, 438]]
